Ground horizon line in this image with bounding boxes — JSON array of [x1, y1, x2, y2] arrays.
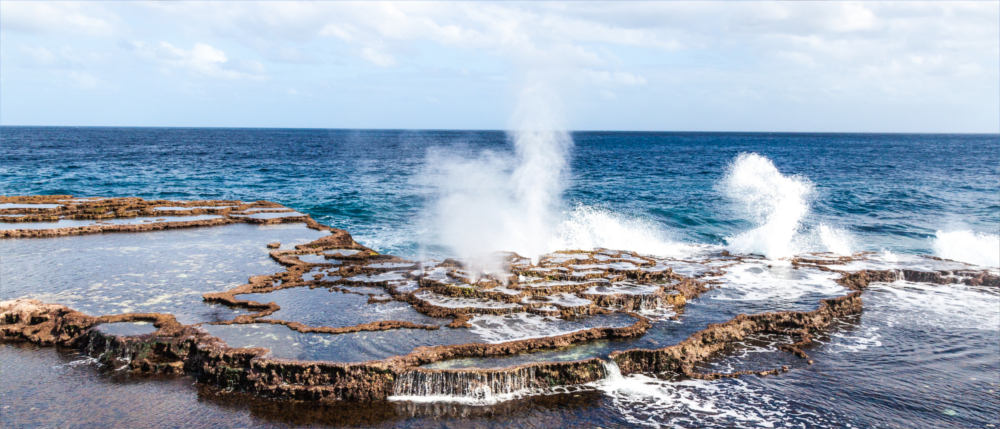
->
[[1, 124, 998, 136]]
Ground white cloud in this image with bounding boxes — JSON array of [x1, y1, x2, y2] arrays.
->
[[319, 23, 354, 41], [828, 3, 878, 33], [65, 70, 98, 89], [136, 2, 995, 87], [1, 2, 115, 36], [130, 41, 265, 80], [360, 46, 396, 67], [583, 70, 647, 86], [1, 1, 996, 130]]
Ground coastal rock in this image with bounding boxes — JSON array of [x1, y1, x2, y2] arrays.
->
[[3, 196, 995, 404]]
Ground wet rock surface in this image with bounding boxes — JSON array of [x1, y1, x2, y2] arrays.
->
[[2, 195, 997, 413]]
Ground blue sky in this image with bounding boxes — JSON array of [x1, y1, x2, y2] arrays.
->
[[1, 1, 998, 132]]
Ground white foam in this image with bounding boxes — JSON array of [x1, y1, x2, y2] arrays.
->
[[868, 280, 1000, 331], [825, 325, 883, 353], [595, 362, 782, 428], [521, 292, 591, 308], [542, 252, 592, 264], [549, 204, 700, 259], [712, 261, 846, 303], [467, 313, 630, 344], [413, 290, 521, 310], [816, 224, 854, 256], [821, 252, 975, 273], [720, 153, 812, 259], [932, 229, 1000, 268], [583, 283, 661, 296], [347, 271, 406, 283]]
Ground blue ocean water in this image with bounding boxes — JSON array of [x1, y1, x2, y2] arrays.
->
[[2, 127, 997, 259]]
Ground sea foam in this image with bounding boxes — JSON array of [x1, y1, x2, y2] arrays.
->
[[549, 204, 701, 259]]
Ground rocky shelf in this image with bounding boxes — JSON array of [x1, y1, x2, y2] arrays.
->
[[2, 195, 996, 404]]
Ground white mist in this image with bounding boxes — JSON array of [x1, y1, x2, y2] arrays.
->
[[420, 84, 571, 274], [720, 152, 813, 259]]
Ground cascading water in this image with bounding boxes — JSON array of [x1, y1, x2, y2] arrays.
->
[[389, 367, 542, 405], [601, 360, 625, 383]]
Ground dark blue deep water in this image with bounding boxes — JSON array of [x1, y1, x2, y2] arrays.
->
[[2, 127, 998, 257]]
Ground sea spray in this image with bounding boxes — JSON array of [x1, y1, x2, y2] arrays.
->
[[549, 204, 699, 258], [508, 84, 573, 261], [419, 84, 571, 274], [815, 223, 854, 256], [595, 360, 783, 427], [932, 229, 1000, 267], [720, 153, 813, 259]]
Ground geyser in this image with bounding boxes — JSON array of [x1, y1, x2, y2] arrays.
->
[[420, 84, 571, 273]]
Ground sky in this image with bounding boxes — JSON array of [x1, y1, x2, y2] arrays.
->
[[1, 1, 998, 133]]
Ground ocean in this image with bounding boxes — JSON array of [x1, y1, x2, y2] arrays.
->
[[3, 127, 998, 259], [1, 126, 998, 428]]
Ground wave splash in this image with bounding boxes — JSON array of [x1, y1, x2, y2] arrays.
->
[[595, 361, 787, 427], [424, 136, 1000, 269], [719, 153, 813, 259], [420, 84, 571, 273], [932, 229, 1000, 268], [421, 85, 699, 270], [549, 204, 701, 259], [422, 143, 865, 269], [719, 152, 856, 259]]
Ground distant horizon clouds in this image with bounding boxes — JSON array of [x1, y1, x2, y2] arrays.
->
[[1, 1, 997, 133]]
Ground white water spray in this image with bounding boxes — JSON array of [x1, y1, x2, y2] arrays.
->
[[932, 229, 1000, 268], [549, 204, 699, 258], [815, 223, 854, 256], [421, 84, 571, 273], [421, 91, 694, 273], [720, 153, 813, 259]]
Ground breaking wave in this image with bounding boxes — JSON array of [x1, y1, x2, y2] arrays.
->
[[549, 204, 704, 259], [932, 229, 1000, 268], [718, 153, 857, 259], [719, 153, 813, 259]]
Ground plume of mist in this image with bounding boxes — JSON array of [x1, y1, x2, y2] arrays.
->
[[419, 83, 571, 276]]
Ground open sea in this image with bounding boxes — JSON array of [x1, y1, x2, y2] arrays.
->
[[1, 126, 999, 428], [3, 127, 998, 258]]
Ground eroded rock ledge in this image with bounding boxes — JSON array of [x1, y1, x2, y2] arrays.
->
[[0, 195, 320, 238], [2, 195, 996, 403]]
